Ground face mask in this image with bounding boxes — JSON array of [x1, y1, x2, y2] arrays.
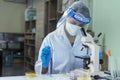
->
[[65, 21, 81, 36]]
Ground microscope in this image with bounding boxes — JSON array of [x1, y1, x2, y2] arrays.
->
[[75, 28, 100, 75]]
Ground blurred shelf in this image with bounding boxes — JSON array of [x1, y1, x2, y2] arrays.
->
[[24, 19, 36, 71], [48, 18, 56, 21], [25, 38, 35, 40], [25, 20, 36, 22], [57, 11, 63, 14], [24, 43, 35, 47], [25, 55, 34, 60], [25, 58, 34, 66], [25, 32, 36, 35]]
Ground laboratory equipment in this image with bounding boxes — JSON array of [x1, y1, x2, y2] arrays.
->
[[94, 32, 102, 43], [75, 27, 90, 69], [70, 69, 91, 80], [109, 55, 120, 79], [80, 28, 100, 75]]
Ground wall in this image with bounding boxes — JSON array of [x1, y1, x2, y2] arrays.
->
[[92, 0, 120, 56], [0, 0, 26, 33]]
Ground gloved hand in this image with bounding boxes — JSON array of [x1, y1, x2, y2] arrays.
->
[[41, 46, 51, 68]]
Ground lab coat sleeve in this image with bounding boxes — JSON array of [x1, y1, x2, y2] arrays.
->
[[35, 35, 52, 75]]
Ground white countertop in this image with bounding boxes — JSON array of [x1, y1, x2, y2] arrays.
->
[[0, 74, 70, 80], [0, 72, 110, 80]]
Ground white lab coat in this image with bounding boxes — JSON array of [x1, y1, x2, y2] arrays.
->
[[35, 23, 91, 74]]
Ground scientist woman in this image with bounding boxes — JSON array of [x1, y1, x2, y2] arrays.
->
[[35, 1, 97, 74]]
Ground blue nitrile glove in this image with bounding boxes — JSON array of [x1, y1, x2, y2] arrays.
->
[[41, 46, 51, 68], [99, 52, 103, 60]]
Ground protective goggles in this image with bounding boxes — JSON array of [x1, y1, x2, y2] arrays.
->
[[66, 8, 91, 25]]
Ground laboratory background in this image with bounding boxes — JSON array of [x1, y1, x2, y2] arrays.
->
[[0, 0, 120, 79]]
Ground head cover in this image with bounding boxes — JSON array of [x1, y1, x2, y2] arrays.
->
[[57, 1, 91, 28]]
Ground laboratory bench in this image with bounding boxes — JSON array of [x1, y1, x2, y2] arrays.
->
[[0, 74, 70, 80], [0, 72, 111, 80]]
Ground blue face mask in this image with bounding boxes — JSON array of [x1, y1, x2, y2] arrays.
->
[[66, 21, 81, 36]]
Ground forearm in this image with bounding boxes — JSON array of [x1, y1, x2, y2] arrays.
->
[[41, 67, 48, 74]]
